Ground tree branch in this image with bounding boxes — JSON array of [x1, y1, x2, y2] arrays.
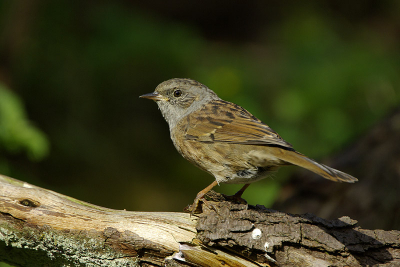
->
[[0, 174, 197, 266], [0, 174, 399, 266]]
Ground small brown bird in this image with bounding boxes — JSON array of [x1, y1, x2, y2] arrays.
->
[[140, 78, 357, 212]]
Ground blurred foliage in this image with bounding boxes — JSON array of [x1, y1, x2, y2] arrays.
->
[[0, 83, 49, 172], [0, 1, 399, 216]]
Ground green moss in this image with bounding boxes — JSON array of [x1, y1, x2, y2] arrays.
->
[[0, 222, 139, 266]]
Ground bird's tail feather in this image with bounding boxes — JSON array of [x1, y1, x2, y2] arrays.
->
[[276, 149, 358, 183]]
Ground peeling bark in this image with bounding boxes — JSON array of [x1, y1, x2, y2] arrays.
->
[[0, 175, 399, 266], [196, 192, 400, 266]]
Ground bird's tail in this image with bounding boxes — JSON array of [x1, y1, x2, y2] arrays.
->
[[276, 149, 358, 183]]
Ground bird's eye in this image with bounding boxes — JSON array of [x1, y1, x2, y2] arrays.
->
[[173, 89, 182, 97]]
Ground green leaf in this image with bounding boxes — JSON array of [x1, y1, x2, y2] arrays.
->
[[0, 83, 50, 161]]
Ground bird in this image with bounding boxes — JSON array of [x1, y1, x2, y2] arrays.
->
[[140, 78, 357, 213]]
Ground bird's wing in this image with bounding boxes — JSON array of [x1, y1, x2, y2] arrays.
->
[[182, 100, 293, 149]]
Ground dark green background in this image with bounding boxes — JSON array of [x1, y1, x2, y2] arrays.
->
[[0, 1, 399, 214]]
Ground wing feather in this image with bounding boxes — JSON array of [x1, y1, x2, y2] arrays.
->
[[182, 100, 293, 149]]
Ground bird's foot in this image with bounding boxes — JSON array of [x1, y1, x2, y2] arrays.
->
[[224, 193, 248, 205], [184, 181, 219, 215], [184, 197, 202, 215]]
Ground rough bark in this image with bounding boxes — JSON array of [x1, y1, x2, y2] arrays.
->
[[0, 175, 399, 266], [198, 192, 400, 267]]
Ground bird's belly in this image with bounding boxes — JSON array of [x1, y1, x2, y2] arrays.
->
[[173, 139, 280, 184], [222, 166, 277, 184]]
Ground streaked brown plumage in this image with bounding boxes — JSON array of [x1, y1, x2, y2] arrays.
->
[[140, 78, 357, 212]]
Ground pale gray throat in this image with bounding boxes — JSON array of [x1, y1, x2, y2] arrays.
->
[[156, 100, 181, 131]]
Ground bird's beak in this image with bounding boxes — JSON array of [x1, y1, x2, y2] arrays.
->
[[139, 92, 165, 101]]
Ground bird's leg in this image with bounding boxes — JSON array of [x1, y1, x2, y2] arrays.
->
[[227, 183, 251, 204], [187, 180, 218, 214], [233, 183, 251, 198]]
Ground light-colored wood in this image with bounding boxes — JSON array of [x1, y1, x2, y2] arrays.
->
[[0, 174, 198, 266], [0, 174, 197, 249]]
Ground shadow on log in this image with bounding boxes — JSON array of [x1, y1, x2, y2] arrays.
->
[[0, 174, 399, 266]]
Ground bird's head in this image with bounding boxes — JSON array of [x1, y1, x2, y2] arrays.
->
[[140, 78, 219, 129]]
